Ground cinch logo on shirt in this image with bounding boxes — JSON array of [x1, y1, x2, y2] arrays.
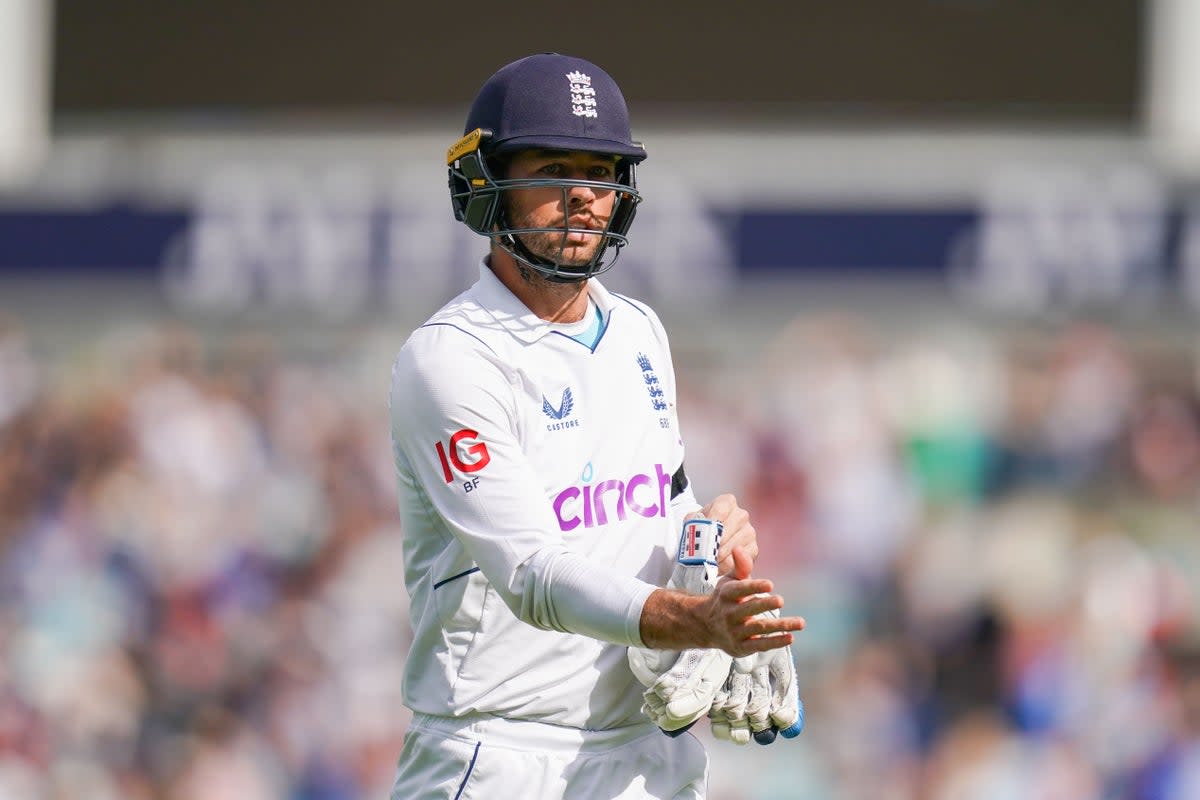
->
[[552, 463, 671, 532]]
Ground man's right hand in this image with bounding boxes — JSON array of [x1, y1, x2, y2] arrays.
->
[[638, 546, 805, 656], [695, 546, 806, 658], [709, 614, 805, 745]]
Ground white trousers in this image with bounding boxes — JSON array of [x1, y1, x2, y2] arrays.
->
[[389, 712, 709, 799]]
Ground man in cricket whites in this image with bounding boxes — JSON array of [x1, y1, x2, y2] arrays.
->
[[388, 52, 805, 799]]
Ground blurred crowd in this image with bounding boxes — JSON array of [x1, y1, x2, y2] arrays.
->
[[1, 307, 1199, 799]]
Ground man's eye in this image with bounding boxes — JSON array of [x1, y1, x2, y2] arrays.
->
[[589, 166, 614, 179], [540, 164, 563, 176]]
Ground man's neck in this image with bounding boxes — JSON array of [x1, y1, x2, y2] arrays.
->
[[487, 249, 590, 323]]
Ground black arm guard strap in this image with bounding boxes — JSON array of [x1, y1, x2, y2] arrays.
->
[[670, 462, 689, 500]]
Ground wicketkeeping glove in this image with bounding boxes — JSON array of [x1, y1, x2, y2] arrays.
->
[[709, 610, 805, 746], [627, 518, 733, 735]]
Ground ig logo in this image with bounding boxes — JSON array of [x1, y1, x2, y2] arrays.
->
[[435, 429, 490, 491]]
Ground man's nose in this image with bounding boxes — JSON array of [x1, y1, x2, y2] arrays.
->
[[566, 179, 595, 206]]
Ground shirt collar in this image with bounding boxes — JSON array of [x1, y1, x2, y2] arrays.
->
[[472, 259, 615, 344]]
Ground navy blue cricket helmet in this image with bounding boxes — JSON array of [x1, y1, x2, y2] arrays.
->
[[447, 53, 647, 282]]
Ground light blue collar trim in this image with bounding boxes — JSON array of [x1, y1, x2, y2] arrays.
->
[[567, 300, 605, 348]]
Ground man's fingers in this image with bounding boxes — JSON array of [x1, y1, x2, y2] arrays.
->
[[708, 565, 807, 657], [729, 544, 753, 581], [731, 592, 785, 619], [748, 618, 806, 642], [740, 613, 805, 639], [736, 632, 796, 655], [716, 573, 771, 602], [718, 591, 794, 626], [716, 514, 754, 560], [717, 539, 757, 573], [699, 494, 757, 577], [701, 493, 738, 521], [732, 613, 806, 655]]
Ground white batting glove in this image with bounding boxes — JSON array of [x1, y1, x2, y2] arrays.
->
[[708, 653, 761, 744], [634, 648, 734, 733], [709, 610, 805, 746], [628, 518, 733, 735]]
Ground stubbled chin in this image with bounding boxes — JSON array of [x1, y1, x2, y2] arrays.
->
[[555, 250, 598, 268], [521, 232, 603, 266]]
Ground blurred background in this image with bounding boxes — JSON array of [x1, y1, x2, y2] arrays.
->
[[3, 1, 1200, 797]]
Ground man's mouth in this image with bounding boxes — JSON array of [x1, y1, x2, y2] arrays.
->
[[565, 215, 603, 231]]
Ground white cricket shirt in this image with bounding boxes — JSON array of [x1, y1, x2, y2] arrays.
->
[[390, 261, 699, 730]]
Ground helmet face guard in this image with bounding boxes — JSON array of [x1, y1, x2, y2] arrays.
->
[[448, 128, 643, 282]]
